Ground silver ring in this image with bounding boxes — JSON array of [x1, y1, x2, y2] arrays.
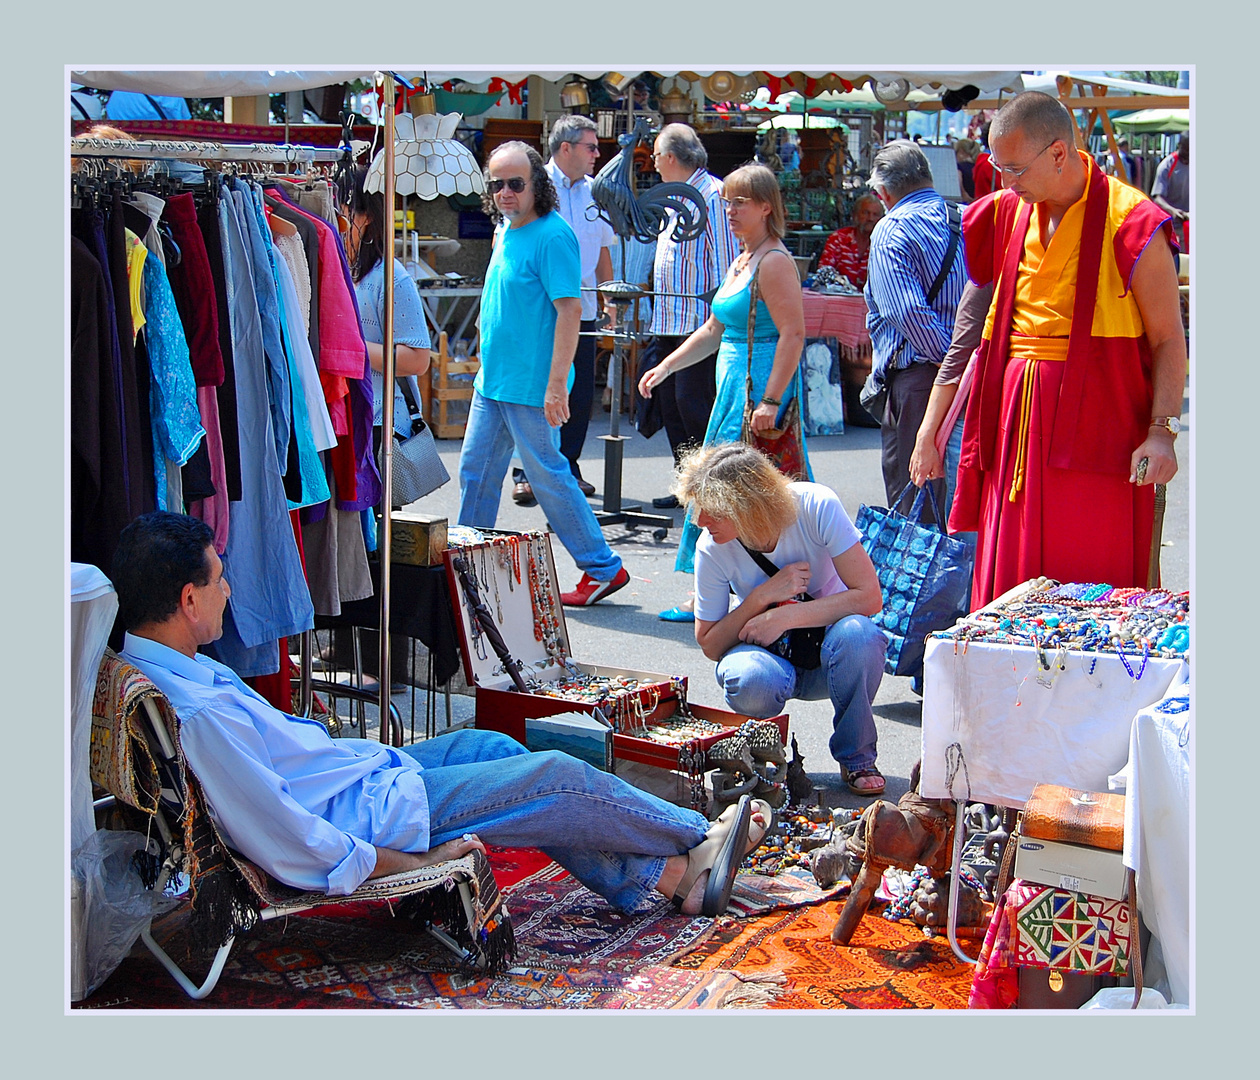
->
[[462, 833, 475, 842]]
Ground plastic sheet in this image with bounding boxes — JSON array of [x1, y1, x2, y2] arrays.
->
[[74, 829, 180, 999]]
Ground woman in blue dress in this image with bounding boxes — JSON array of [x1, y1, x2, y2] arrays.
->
[[640, 163, 811, 579]]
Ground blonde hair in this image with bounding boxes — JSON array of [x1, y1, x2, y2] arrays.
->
[[672, 442, 797, 549], [722, 163, 786, 240], [73, 123, 145, 174]]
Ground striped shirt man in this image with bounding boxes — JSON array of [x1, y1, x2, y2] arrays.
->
[[864, 187, 968, 382], [649, 168, 740, 336]]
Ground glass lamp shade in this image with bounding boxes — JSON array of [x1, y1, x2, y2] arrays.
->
[[364, 111, 485, 199]]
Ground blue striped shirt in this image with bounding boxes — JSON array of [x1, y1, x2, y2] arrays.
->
[[650, 168, 741, 336], [864, 187, 968, 379]]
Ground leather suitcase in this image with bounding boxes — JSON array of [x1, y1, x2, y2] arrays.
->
[[1017, 967, 1120, 1010], [1021, 783, 1125, 851]]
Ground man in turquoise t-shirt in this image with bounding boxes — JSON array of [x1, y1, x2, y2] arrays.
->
[[457, 142, 628, 605]]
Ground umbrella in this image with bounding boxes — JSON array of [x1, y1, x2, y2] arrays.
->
[[1112, 108, 1190, 134]]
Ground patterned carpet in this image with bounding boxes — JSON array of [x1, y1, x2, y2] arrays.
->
[[677, 901, 981, 1009], [76, 848, 976, 1010]]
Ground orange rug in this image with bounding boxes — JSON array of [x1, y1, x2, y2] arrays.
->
[[673, 900, 980, 1009]]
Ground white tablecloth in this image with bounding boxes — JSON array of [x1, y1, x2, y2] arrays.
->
[[1111, 666, 1192, 1005], [920, 634, 1186, 808], [70, 564, 117, 851]]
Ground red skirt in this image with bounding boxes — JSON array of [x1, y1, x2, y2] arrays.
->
[[967, 354, 1155, 610]]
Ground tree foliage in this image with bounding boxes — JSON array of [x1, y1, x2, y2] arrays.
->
[[1114, 70, 1180, 87]]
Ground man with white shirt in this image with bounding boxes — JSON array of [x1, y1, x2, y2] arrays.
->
[[512, 115, 616, 504], [645, 124, 740, 509]]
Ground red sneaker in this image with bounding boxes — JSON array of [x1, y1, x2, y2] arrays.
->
[[561, 567, 630, 606]]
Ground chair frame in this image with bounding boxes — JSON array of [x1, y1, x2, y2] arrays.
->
[[94, 658, 506, 1000]]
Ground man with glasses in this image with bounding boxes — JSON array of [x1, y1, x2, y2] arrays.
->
[[459, 142, 629, 606], [644, 124, 740, 509], [511, 115, 616, 505], [949, 91, 1184, 609]]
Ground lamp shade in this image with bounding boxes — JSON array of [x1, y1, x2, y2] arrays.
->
[[365, 111, 485, 200]]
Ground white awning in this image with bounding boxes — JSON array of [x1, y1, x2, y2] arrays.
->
[[70, 67, 1026, 98]]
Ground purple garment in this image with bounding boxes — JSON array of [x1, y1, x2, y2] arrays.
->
[[188, 384, 230, 553]]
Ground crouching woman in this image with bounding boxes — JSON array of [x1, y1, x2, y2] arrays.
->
[[676, 443, 889, 796]]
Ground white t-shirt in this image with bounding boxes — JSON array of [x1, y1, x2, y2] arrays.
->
[[694, 483, 862, 623]]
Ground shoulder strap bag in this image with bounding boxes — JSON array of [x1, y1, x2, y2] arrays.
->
[[738, 540, 824, 670], [860, 203, 963, 421], [739, 250, 809, 481]]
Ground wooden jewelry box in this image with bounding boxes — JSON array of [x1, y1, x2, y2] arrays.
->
[[443, 530, 788, 776]]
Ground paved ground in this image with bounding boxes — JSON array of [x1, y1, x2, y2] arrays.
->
[[337, 383, 1189, 817]]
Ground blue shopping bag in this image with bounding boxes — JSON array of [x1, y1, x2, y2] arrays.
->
[[855, 482, 972, 677]]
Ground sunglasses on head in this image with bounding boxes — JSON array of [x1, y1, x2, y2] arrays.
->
[[488, 176, 527, 194]]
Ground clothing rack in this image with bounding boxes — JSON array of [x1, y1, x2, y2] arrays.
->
[[71, 127, 407, 734], [70, 136, 347, 164]]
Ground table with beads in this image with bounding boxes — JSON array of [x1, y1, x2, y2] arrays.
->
[[919, 582, 1190, 810]]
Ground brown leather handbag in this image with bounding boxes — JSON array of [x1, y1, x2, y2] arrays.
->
[[739, 258, 808, 481]]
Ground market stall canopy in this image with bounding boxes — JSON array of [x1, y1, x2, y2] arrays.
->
[[1111, 108, 1190, 134], [70, 68, 1026, 98], [1020, 71, 1187, 98]]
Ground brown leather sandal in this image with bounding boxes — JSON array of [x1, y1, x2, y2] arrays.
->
[[842, 765, 885, 797]]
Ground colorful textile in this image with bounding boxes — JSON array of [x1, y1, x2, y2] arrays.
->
[[84, 849, 727, 1010], [677, 900, 977, 1009], [968, 879, 1132, 1008], [950, 152, 1177, 608]]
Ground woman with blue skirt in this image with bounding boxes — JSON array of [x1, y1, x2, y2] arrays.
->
[[640, 162, 812, 583]]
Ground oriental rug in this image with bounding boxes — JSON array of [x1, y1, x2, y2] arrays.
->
[[673, 900, 979, 1009], [76, 850, 970, 1011], [79, 848, 741, 1010]]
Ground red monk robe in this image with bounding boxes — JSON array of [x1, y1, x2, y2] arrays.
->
[[949, 151, 1180, 609]]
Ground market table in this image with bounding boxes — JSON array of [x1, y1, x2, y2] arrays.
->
[[314, 559, 463, 688], [418, 285, 482, 353], [800, 291, 877, 428], [918, 632, 1186, 963]]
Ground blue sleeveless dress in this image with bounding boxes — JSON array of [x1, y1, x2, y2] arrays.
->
[[675, 254, 812, 573]]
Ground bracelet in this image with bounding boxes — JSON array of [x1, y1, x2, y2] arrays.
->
[[760, 395, 782, 407]]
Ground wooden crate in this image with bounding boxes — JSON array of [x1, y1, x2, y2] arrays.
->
[[422, 331, 479, 439], [481, 118, 544, 162]]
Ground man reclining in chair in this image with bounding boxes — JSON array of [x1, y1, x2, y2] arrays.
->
[[114, 511, 770, 917]]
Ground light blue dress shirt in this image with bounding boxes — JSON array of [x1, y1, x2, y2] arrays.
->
[[121, 633, 430, 895]]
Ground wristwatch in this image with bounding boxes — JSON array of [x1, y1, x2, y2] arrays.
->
[[1150, 416, 1182, 438]]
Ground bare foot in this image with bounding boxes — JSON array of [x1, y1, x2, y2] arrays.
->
[[677, 804, 770, 916], [412, 834, 486, 869]]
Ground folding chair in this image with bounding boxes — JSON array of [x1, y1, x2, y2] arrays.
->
[[90, 650, 515, 1000]]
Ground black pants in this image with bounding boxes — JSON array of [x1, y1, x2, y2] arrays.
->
[[880, 362, 945, 526], [516, 319, 596, 484], [656, 333, 719, 466]]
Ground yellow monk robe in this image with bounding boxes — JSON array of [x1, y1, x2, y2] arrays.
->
[[950, 151, 1178, 609]]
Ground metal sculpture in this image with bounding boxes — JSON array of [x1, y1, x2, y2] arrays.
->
[[590, 117, 707, 245]]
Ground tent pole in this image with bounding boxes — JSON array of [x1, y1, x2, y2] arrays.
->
[[378, 71, 397, 737]]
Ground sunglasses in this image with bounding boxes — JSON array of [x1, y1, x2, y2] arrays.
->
[[488, 176, 528, 194]]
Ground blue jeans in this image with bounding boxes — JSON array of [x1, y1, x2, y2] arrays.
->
[[396, 729, 708, 911], [458, 392, 622, 581], [715, 615, 886, 771], [943, 413, 978, 600]]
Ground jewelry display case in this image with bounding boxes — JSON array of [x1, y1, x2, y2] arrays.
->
[[443, 530, 788, 787]]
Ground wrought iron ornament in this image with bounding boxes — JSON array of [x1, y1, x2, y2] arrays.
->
[[590, 117, 707, 245]]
